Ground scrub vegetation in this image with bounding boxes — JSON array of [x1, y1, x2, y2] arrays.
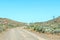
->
[[26, 16, 60, 34], [0, 18, 26, 33]]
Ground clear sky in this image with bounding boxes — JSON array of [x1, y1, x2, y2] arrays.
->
[[0, 0, 60, 23]]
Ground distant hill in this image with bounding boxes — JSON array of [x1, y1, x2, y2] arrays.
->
[[27, 16, 60, 33], [0, 18, 26, 32], [31, 16, 60, 28]]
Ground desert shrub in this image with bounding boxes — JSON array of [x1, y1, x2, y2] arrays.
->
[[0, 29, 3, 32], [34, 26, 39, 31], [0, 26, 4, 32], [35, 26, 43, 32], [53, 28, 60, 33], [8, 24, 15, 28], [42, 27, 54, 33], [26, 26, 30, 29], [27, 23, 60, 34]]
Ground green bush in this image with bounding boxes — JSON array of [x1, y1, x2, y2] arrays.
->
[[42, 27, 54, 33], [35, 26, 42, 32], [53, 29, 60, 33], [27, 23, 60, 34], [0, 26, 4, 32]]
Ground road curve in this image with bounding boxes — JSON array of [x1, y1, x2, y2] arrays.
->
[[0, 28, 46, 40]]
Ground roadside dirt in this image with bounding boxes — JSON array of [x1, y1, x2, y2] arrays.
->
[[0, 28, 46, 40], [25, 29, 60, 40]]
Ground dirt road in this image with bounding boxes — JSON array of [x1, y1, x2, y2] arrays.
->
[[0, 28, 46, 40]]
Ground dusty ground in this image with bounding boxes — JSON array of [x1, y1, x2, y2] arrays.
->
[[0, 28, 46, 40], [0, 27, 60, 40], [26, 29, 60, 40]]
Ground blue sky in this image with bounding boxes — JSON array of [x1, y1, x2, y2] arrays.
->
[[0, 0, 60, 23]]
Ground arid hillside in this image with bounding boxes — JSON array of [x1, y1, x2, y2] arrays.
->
[[27, 16, 60, 34], [0, 18, 26, 32]]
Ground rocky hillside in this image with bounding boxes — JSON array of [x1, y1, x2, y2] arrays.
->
[[27, 16, 60, 34], [31, 16, 60, 27], [0, 18, 26, 32]]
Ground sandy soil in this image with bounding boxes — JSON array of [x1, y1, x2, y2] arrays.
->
[[0, 28, 46, 40]]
